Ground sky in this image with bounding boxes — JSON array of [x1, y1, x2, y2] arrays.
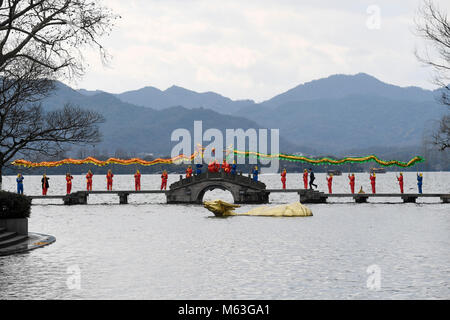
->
[[71, 0, 450, 102]]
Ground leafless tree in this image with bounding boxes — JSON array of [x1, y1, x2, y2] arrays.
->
[[431, 115, 450, 150], [0, 0, 117, 188], [0, 60, 105, 188], [416, 0, 450, 150], [0, 0, 117, 78]]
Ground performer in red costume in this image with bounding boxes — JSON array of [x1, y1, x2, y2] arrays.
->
[[327, 174, 333, 194], [134, 170, 141, 191], [348, 173, 355, 194], [106, 169, 114, 191], [281, 168, 287, 189], [66, 173, 74, 194], [222, 160, 231, 173], [214, 160, 220, 172], [186, 165, 193, 178], [161, 170, 168, 190], [86, 170, 93, 191], [225, 162, 231, 173], [370, 173, 376, 194], [397, 172, 404, 194], [41, 174, 49, 195], [208, 161, 215, 173], [303, 169, 308, 189]]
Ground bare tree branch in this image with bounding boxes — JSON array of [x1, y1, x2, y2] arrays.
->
[[415, 0, 450, 150], [0, 0, 119, 78]]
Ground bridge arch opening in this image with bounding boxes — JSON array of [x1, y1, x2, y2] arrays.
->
[[198, 185, 236, 203]]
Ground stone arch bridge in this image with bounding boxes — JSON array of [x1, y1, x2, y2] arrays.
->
[[166, 171, 269, 204]]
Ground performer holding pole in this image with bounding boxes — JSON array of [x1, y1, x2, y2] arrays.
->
[[326, 173, 333, 194], [106, 169, 114, 191], [66, 173, 74, 194], [222, 160, 230, 173], [186, 165, 193, 178], [370, 173, 376, 194], [41, 174, 50, 196], [86, 170, 93, 191], [348, 173, 355, 194], [161, 170, 168, 190], [16, 173, 24, 194], [303, 169, 308, 189], [134, 170, 141, 191], [208, 161, 215, 173], [252, 166, 259, 182], [281, 168, 287, 189], [231, 161, 237, 175], [417, 173, 423, 194], [396, 172, 404, 194], [195, 164, 203, 175]]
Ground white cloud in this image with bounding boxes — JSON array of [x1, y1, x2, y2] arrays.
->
[[71, 0, 450, 102]]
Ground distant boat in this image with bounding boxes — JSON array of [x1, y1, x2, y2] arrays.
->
[[327, 170, 342, 176], [370, 168, 386, 174]]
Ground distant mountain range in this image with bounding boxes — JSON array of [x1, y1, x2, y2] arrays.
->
[[260, 73, 436, 108], [82, 73, 438, 112], [81, 85, 256, 114], [40, 72, 448, 158], [44, 83, 304, 156], [242, 94, 445, 152]]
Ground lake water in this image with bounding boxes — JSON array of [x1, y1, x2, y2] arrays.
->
[[0, 172, 449, 299]]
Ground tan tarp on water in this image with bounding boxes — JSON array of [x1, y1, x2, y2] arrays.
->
[[203, 200, 313, 217]]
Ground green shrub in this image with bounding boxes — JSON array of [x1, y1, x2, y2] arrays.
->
[[0, 191, 31, 219]]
